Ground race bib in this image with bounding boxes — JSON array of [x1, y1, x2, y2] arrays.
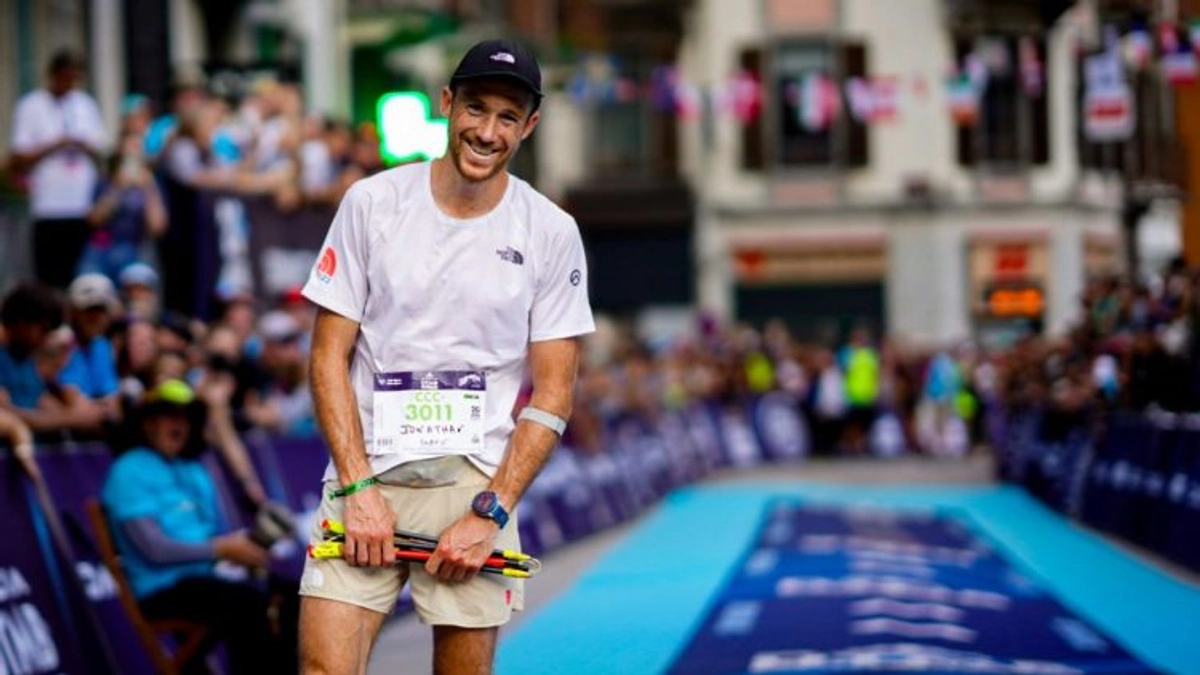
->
[[373, 371, 486, 457]]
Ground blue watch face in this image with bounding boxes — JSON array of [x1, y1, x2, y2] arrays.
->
[[472, 491, 508, 527], [473, 491, 498, 514]]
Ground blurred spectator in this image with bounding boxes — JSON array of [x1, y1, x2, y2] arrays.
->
[[8, 49, 109, 289], [79, 133, 167, 284], [118, 262, 162, 322], [256, 310, 313, 436], [113, 317, 158, 407], [202, 324, 275, 432], [807, 348, 847, 455], [839, 327, 880, 455], [59, 275, 122, 421], [143, 76, 207, 162], [0, 284, 106, 436], [159, 101, 229, 319], [119, 93, 153, 141], [100, 379, 297, 674], [277, 285, 315, 355]]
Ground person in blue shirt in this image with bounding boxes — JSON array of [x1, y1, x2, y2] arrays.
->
[[101, 379, 298, 673], [59, 274, 121, 408], [77, 134, 167, 285], [0, 283, 107, 436]]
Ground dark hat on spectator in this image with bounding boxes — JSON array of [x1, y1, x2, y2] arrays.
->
[[68, 273, 118, 311], [450, 39, 543, 100]]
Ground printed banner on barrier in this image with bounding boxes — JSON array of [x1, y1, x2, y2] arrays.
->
[[667, 501, 1155, 674], [35, 446, 157, 674], [0, 458, 90, 675]]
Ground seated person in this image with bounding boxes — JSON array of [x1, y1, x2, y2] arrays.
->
[[59, 274, 122, 420], [100, 379, 298, 674], [0, 283, 107, 437]]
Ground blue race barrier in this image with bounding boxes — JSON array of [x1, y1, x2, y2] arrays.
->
[[1000, 408, 1200, 573], [35, 445, 157, 675], [0, 454, 98, 675]]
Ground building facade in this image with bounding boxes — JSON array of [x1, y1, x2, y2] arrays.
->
[[675, 0, 1146, 348]]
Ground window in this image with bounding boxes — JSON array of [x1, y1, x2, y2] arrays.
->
[[739, 40, 870, 171], [775, 43, 835, 165], [955, 35, 1050, 168]]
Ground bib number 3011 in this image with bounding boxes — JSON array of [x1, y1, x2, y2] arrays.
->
[[373, 371, 487, 456]]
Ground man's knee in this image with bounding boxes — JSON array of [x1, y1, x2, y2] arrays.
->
[[433, 624, 498, 675], [300, 596, 386, 675]]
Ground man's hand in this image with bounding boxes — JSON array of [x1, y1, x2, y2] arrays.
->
[[341, 485, 396, 568], [425, 513, 500, 583]]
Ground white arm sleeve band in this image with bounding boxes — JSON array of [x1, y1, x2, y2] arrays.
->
[[518, 406, 567, 435]]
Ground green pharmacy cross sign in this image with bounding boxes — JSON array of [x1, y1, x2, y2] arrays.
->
[[377, 91, 448, 163]]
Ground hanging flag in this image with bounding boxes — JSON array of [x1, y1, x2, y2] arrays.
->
[[727, 69, 762, 124], [1124, 24, 1153, 69], [797, 72, 839, 132], [869, 77, 899, 121], [964, 52, 989, 93], [844, 77, 897, 124], [648, 65, 680, 113], [1162, 50, 1199, 87], [567, 53, 620, 106], [1159, 20, 1180, 54], [946, 73, 980, 126], [675, 81, 702, 120], [1082, 41, 1135, 141], [844, 77, 872, 123], [1018, 37, 1043, 98]]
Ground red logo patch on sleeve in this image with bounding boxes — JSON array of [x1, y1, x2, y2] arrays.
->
[[505, 589, 512, 606], [316, 247, 337, 283]]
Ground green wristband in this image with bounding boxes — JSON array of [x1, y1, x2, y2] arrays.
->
[[329, 476, 379, 500]]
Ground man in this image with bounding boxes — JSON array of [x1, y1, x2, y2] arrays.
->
[[9, 50, 108, 289], [298, 39, 594, 674]]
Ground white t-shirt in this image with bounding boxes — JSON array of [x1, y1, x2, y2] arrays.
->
[[10, 89, 107, 218], [302, 162, 595, 479]]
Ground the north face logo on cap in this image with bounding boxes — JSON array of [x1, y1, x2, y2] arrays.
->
[[490, 52, 516, 64]]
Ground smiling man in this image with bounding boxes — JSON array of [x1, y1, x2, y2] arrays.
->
[[298, 40, 595, 674]]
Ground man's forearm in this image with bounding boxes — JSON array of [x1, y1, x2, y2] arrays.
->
[[487, 392, 573, 512], [311, 350, 372, 486]]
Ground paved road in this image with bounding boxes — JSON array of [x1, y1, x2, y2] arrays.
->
[[367, 454, 998, 673]]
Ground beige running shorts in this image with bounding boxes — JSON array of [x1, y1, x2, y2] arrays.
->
[[298, 460, 524, 626]]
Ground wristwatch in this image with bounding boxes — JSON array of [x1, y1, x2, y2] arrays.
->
[[471, 490, 509, 529]]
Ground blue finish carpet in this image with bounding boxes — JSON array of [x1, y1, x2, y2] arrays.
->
[[496, 484, 1200, 674]]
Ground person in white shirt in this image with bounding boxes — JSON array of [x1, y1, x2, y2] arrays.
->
[[9, 50, 108, 289], [297, 39, 594, 674]]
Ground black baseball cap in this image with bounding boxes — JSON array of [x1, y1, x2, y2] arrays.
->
[[450, 39, 543, 100]]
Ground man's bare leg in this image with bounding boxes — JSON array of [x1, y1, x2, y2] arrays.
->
[[432, 625, 499, 675], [299, 596, 388, 675]]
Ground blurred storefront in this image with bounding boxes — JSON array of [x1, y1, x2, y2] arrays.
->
[[674, 0, 1193, 348]]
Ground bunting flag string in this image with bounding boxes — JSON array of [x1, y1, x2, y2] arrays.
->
[[557, 16, 1198, 126]]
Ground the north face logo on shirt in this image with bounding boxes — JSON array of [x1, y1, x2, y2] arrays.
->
[[496, 247, 524, 265], [316, 247, 337, 283]]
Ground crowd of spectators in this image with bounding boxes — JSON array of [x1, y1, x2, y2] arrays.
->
[[8, 48, 1197, 473]]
